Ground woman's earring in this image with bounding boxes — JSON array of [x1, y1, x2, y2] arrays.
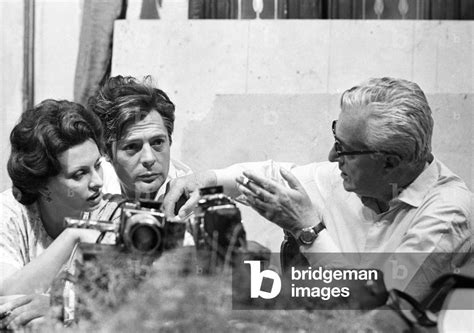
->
[[45, 190, 52, 203]]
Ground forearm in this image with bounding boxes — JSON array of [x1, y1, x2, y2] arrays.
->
[[0, 229, 79, 295], [215, 160, 295, 198]]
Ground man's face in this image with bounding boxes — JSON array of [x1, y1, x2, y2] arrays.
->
[[112, 110, 171, 199], [328, 110, 387, 199]]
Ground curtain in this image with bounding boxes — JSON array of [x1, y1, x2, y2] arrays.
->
[[189, 0, 474, 19], [73, 0, 126, 106]]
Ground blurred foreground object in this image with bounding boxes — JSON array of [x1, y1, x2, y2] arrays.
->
[[52, 191, 249, 326]]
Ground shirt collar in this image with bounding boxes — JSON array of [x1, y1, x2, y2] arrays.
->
[[155, 160, 178, 201], [392, 158, 439, 208]]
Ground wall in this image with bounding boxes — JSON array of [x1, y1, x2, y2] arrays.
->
[[0, 1, 24, 191], [0, 0, 82, 191], [112, 20, 473, 250], [112, 20, 473, 185]]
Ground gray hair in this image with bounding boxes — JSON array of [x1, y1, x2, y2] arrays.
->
[[340, 77, 433, 164]]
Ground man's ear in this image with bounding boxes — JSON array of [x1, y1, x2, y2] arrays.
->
[[384, 154, 402, 171]]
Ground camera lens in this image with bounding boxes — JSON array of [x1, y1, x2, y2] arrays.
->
[[122, 213, 163, 254], [130, 224, 161, 252]]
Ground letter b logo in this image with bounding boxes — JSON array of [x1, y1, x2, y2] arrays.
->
[[244, 260, 281, 299]]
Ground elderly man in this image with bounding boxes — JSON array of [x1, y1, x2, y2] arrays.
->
[[163, 77, 472, 300], [88, 75, 191, 202]]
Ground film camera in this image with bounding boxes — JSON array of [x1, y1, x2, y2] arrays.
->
[[190, 185, 247, 259], [64, 199, 186, 256], [53, 188, 248, 325]]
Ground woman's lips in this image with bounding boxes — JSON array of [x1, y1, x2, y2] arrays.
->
[[87, 191, 102, 205]]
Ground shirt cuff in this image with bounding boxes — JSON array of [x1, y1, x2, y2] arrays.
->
[[214, 167, 242, 197]]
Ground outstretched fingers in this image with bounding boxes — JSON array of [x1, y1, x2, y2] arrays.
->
[[242, 170, 280, 194], [236, 175, 274, 203], [279, 168, 304, 191]]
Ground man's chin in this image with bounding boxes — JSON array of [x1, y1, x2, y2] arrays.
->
[[342, 179, 356, 192], [134, 180, 163, 199]]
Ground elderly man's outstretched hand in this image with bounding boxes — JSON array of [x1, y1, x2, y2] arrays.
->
[[163, 171, 218, 219], [236, 168, 320, 235]]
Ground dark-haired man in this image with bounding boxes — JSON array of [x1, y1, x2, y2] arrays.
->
[[89, 75, 191, 201]]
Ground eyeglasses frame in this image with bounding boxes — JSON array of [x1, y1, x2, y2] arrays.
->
[[331, 120, 398, 158]]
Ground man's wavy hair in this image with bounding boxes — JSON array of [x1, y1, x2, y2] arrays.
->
[[340, 77, 434, 164], [7, 99, 104, 205], [88, 75, 175, 158]]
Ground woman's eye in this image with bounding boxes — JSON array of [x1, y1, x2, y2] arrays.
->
[[94, 161, 102, 170], [72, 172, 84, 180]]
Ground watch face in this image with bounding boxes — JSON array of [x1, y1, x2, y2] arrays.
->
[[300, 229, 316, 244]]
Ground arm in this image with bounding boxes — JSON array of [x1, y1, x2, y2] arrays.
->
[[0, 228, 100, 295], [382, 201, 472, 300], [162, 160, 295, 218], [236, 167, 346, 263]]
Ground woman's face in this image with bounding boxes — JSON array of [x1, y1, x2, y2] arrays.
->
[[45, 139, 104, 213]]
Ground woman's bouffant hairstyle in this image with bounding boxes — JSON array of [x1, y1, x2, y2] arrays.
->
[[7, 99, 104, 205], [88, 75, 175, 158]]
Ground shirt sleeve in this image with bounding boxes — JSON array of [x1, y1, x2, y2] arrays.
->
[[214, 160, 297, 198], [0, 201, 27, 272], [382, 196, 472, 300]]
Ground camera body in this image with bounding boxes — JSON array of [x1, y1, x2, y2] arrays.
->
[[65, 199, 186, 257], [190, 186, 246, 259], [55, 190, 246, 325], [118, 200, 185, 255]]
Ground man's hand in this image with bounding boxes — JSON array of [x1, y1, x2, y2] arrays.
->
[[235, 168, 320, 236], [163, 171, 217, 219], [0, 294, 50, 330]]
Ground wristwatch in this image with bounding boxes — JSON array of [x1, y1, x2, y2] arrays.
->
[[296, 222, 326, 246]]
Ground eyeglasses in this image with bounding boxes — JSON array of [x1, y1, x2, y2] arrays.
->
[[331, 120, 394, 158]]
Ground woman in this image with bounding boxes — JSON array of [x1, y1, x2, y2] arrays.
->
[[0, 99, 106, 297]]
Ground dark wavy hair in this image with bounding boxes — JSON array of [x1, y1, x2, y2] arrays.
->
[[7, 99, 104, 205], [88, 75, 175, 158]]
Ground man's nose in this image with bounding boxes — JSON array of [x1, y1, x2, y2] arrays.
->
[[328, 144, 338, 162], [140, 143, 156, 168]]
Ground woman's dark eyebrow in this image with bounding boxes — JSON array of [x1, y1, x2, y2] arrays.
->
[[67, 155, 102, 175]]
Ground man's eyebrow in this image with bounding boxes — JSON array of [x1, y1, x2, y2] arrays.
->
[[150, 134, 167, 139], [121, 133, 167, 142], [334, 134, 349, 147], [337, 135, 361, 151], [118, 137, 140, 144]]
